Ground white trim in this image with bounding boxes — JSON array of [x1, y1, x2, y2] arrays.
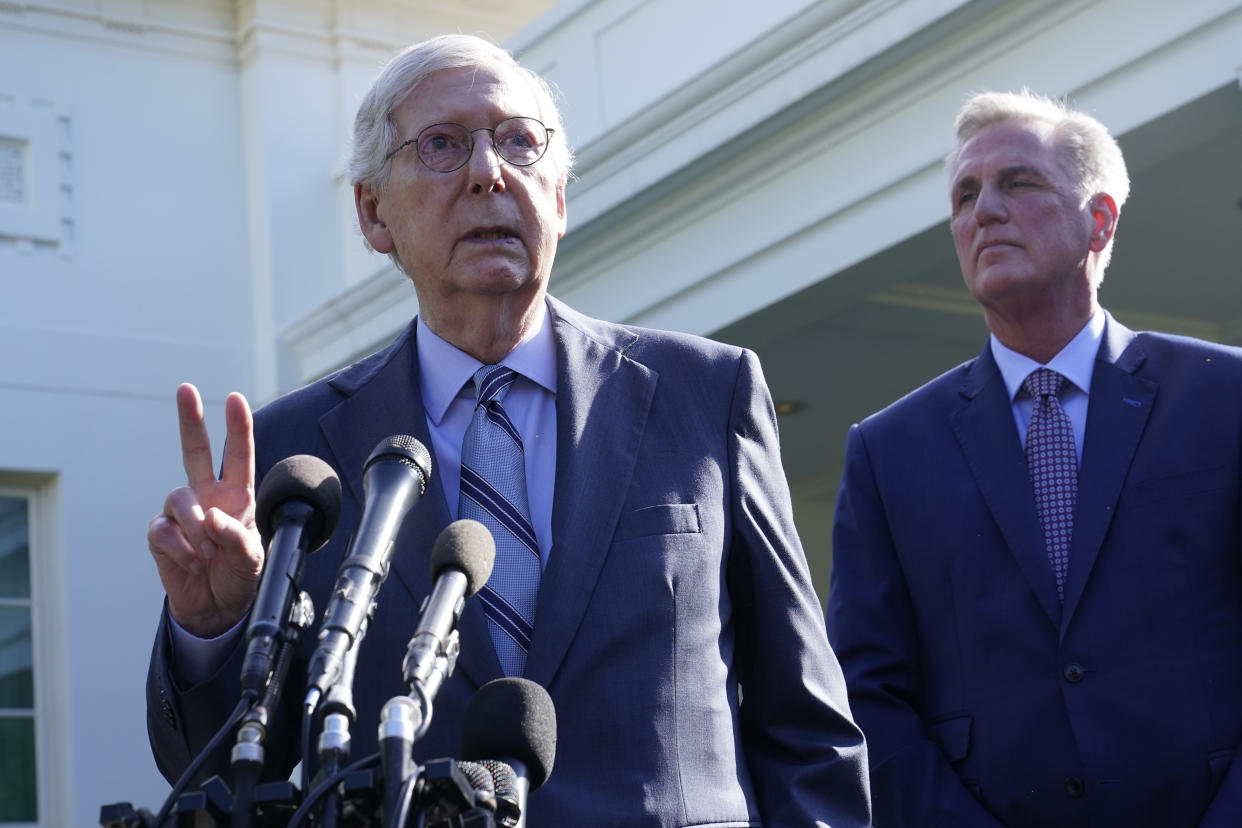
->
[[0, 97, 72, 255], [0, 0, 236, 62], [282, 263, 418, 386], [0, 474, 68, 828]]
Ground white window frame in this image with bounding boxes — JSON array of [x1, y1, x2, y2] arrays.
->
[[0, 476, 66, 828]]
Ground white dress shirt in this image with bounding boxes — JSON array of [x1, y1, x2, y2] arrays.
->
[[989, 308, 1105, 462]]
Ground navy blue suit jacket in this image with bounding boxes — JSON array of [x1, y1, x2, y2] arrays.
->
[[827, 313, 1242, 827], [148, 296, 870, 827]]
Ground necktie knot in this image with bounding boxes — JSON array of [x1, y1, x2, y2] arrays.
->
[[472, 365, 517, 407], [1023, 367, 1067, 401]]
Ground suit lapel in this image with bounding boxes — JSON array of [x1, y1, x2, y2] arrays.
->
[[1060, 316, 1154, 630], [951, 346, 1063, 627], [523, 298, 657, 688], [319, 321, 502, 687]]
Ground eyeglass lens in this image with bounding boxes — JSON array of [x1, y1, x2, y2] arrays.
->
[[417, 117, 549, 172]]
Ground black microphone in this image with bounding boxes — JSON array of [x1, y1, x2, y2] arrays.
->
[[240, 455, 342, 696], [460, 678, 557, 828], [402, 519, 495, 696], [380, 521, 494, 823], [304, 435, 432, 708]]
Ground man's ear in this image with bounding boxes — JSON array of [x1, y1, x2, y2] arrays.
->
[[554, 176, 568, 240], [1088, 192, 1119, 253], [355, 182, 395, 254]]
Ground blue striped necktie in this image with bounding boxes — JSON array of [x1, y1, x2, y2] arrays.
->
[[459, 365, 540, 675]]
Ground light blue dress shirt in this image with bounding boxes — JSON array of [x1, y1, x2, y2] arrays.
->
[[415, 301, 557, 567], [990, 308, 1105, 462]]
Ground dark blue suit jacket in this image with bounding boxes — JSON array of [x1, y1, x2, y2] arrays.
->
[[827, 313, 1242, 827], [148, 296, 870, 827]]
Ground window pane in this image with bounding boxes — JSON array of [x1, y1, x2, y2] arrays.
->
[[0, 717, 37, 822], [0, 498, 29, 600], [0, 607, 33, 709]]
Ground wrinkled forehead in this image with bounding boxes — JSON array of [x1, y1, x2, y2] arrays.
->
[[952, 118, 1064, 183], [396, 61, 552, 131]]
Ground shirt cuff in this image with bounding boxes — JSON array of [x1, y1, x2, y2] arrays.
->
[[166, 610, 246, 689]]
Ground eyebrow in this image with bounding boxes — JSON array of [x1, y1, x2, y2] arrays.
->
[[952, 164, 1051, 195]]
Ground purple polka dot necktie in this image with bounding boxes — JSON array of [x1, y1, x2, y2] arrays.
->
[[1023, 368, 1077, 600], [459, 365, 540, 675]]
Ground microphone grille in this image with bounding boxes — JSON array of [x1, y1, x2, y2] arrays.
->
[[455, 761, 495, 796], [478, 759, 520, 826], [365, 435, 432, 487]]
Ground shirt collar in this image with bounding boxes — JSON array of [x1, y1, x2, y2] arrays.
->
[[416, 299, 558, 425], [990, 307, 1105, 401]]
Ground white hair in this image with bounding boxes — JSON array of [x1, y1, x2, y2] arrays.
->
[[947, 89, 1130, 277], [347, 34, 573, 272], [349, 33, 573, 190]]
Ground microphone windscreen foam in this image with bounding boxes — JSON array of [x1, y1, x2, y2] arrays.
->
[[254, 454, 342, 550], [431, 519, 495, 596], [460, 677, 557, 790]]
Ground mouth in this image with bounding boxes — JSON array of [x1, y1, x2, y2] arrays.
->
[[976, 240, 1018, 258], [462, 226, 522, 244]]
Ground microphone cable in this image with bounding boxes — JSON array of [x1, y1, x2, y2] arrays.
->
[[284, 750, 380, 828], [151, 692, 255, 827]]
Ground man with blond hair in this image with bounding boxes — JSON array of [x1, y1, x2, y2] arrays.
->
[[827, 89, 1242, 826]]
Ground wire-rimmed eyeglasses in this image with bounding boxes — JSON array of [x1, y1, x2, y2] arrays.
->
[[385, 117, 555, 173]]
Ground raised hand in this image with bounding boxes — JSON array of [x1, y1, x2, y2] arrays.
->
[[148, 383, 264, 638]]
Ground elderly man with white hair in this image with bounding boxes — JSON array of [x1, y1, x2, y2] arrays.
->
[[145, 33, 870, 828]]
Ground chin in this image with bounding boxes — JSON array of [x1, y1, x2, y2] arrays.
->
[[460, 269, 538, 296], [970, 265, 1040, 296]]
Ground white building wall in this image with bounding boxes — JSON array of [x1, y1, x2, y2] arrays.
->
[[0, 1, 557, 823], [1, 7, 253, 822]]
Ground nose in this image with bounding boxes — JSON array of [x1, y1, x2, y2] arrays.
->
[[466, 128, 505, 194], [972, 182, 1006, 224]]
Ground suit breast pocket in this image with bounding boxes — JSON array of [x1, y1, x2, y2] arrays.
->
[[615, 503, 702, 541], [1126, 463, 1232, 506]]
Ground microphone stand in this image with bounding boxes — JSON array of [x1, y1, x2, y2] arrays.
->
[[231, 589, 316, 828], [379, 696, 422, 828], [310, 615, 365, 828], [381, 613, 464, 827]]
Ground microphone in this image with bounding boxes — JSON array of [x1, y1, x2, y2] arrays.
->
[[460, 678, 557, 828], [240, 454, 341, 696], [304, 435, 432, 708], [402, 519, 495, 696], [380, 521, 493, 823]]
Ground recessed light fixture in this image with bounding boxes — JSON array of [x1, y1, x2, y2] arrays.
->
[[774, 400, 807, 417]]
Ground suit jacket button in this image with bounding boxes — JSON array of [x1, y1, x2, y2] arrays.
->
[[1063, 663, 1085, 683], [1064, 777, 1086, 798]]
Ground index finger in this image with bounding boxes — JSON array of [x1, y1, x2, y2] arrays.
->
[[176, 383, 218, 491], [219, 391, 255, 490]]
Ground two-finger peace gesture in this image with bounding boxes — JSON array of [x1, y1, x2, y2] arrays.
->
[[147, 383, 265, 638]]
